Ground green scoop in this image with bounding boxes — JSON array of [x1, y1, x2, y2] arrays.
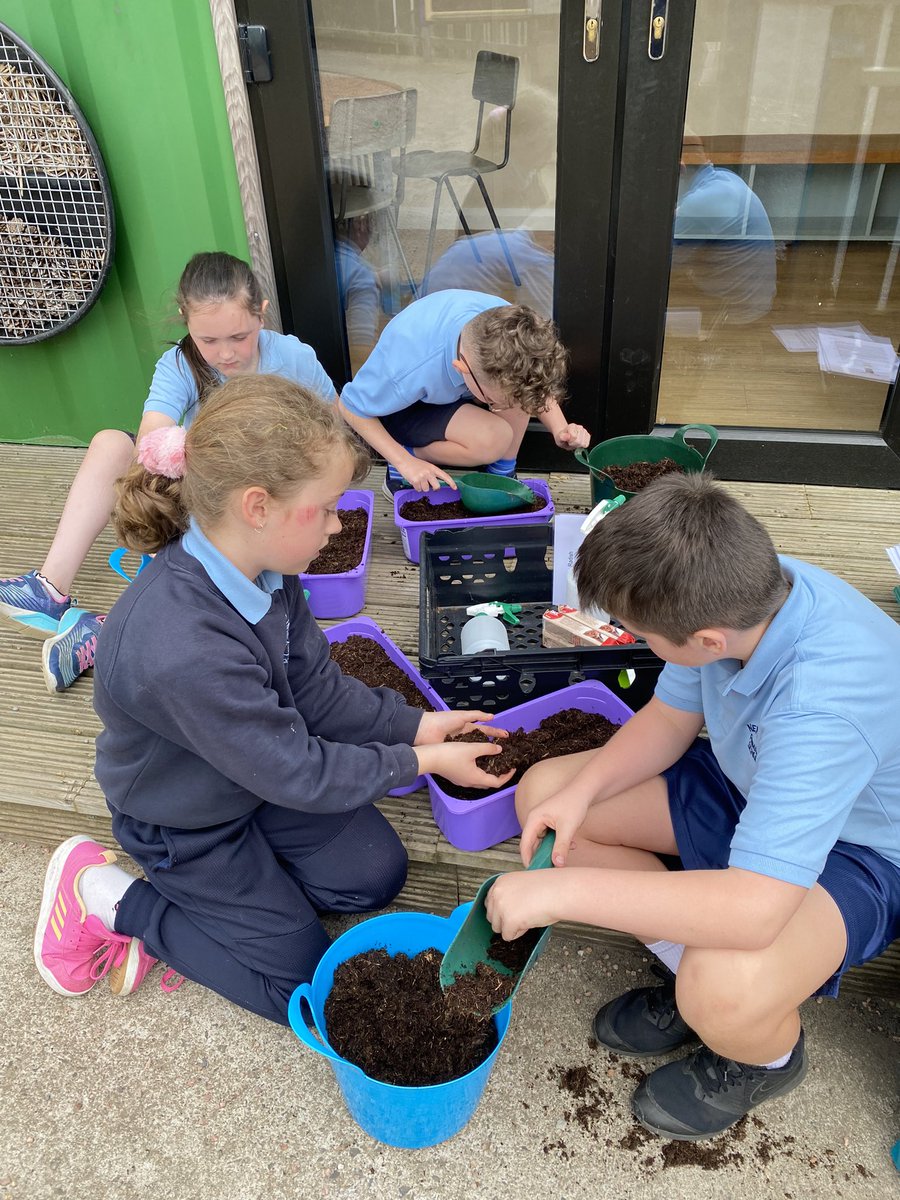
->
[[439, 832, 556, 1013], [452, 471, 536, 515]]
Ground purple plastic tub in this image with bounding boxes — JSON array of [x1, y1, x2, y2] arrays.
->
[[301, 490, 373, 619], [325, 616, 448, 796], [426, 679, 634, 852], [393, 478, 553, 565]]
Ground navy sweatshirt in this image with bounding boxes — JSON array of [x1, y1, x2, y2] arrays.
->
[[93, 539, 422, 829]]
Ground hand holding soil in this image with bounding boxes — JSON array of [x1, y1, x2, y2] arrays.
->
[[436, 709, 621, 801], [415, 739, 516, 791], [414, 709, 509, 745]]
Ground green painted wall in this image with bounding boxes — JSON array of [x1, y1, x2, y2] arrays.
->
[[0, 0, 250, 444]]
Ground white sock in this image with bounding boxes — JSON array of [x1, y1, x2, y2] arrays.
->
[[80, 863, 133, 930], [36, 571, 67, 601], [644, 939, 685, 974], [760, 1048, 793, 1070]]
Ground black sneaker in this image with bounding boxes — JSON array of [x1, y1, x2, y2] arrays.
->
[[592, 964, 698, 1057], [382, 467, 410, 500], [631, 1029, 808, 1141]]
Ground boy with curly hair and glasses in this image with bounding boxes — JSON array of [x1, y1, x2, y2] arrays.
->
[[335, 289, 588, 497], [486, 472, 900, 1141]]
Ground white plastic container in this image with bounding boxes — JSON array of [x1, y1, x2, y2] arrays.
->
[[459, 613, 510, 655]]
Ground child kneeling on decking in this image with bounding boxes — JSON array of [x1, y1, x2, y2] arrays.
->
[[34, 375, 512, 1022], [487, 473, 900, 1141]]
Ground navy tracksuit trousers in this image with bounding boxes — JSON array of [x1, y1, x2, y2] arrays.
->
[[112, 801, 407, 1025]]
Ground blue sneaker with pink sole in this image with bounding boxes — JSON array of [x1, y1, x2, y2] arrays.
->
[[0, 570, 72, 635], [41, 608, 105, 693]]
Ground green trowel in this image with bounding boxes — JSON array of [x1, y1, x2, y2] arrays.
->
[[439, 832, 556, 1013]]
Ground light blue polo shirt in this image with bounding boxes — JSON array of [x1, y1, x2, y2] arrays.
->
[[182, 520, 282, 624], [339, 289, 509, 418], [656, 556, 900, 887], [143, 329, 337, 429]]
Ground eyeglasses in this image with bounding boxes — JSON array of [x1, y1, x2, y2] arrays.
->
[[458, 349, 508, 412]]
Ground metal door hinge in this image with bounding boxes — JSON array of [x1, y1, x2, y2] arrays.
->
[[238, 23, 272, 84]]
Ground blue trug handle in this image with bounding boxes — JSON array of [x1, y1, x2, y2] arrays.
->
[[287, 984, 344, 1065], [108, 547, 153, 582]]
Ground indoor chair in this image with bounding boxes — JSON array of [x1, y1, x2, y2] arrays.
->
[[395, 50, 521, 290], [327, 88, 419, 303]]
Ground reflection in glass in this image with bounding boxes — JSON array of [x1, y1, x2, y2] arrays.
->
[[659, 0, 900, 433], [424, 228, 553, 316], [671, 133, 776, 334], [310, 1, 560, 372]]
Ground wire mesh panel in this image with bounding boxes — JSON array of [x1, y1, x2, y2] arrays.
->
[[0, 22, 114, 344]]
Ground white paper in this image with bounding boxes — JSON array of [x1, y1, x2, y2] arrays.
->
[[551, 514, 584, 606], [817, 330, 899, 383], [887, 543, 900, 579], [665, 308, 703, 339], [771, 322, 868, 353]]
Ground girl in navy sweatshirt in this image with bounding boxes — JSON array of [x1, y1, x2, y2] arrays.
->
[[34, 374, 511, 1024]]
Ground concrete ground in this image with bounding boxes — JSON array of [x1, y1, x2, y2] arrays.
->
[[2, 838, 898, 1200]]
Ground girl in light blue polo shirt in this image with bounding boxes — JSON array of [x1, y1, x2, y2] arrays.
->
[[0, 252, 337, 693]]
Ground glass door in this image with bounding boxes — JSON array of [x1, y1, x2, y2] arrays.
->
[[659, 0, 900, 437], [233, 0, 900, 482], [604, 0, 900, 484]]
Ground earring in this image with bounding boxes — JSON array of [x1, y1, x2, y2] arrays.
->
[[255, 522, 265, 533]]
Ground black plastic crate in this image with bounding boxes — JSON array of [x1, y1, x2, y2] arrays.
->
[[418, 524, 664, 711]]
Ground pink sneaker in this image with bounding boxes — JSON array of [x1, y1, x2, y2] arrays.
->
[[109, 938, 158, 996], [34, 835, 133, 996]]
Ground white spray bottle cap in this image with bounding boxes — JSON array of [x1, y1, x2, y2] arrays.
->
[[580, 493, 626, 536]]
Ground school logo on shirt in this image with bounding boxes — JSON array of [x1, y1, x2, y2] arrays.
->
[[747, 723, 759, 761]]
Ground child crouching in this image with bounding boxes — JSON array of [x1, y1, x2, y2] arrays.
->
[[487, 473, 900, 1140]]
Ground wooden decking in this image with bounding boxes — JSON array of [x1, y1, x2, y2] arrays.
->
[[2, 444, 900, 996]]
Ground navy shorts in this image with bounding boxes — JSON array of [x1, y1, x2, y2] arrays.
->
[[380, 397, 481, 447], [663, 738, 900, 997]]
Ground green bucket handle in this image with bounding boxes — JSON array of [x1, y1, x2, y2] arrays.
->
[[669, 424, 719, 465], [573, 447, 595, 472]]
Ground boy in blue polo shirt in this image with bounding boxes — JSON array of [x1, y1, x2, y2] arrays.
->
[[336, 289, 589, 497], [486, 473, 900, 1141]]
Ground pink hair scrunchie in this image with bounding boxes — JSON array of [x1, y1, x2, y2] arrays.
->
[[137, 425, 187, 480]]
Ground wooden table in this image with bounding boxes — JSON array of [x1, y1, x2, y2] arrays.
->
[[319, 72, 403, 126]]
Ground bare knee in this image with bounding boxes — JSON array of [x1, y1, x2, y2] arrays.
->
[[85, 428, 135, 473], [515, 758, 562, 823], [462, 425, 507, 463], [676, 949, 771, 1038]]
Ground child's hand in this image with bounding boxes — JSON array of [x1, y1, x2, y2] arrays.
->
[[485, 870, 559, 941], [414, 709, 508, 746], [398, 455, 458, 493], [553, 422, 590, 451], [520, 790, 592, 868], [415, 741, 514, 790]]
